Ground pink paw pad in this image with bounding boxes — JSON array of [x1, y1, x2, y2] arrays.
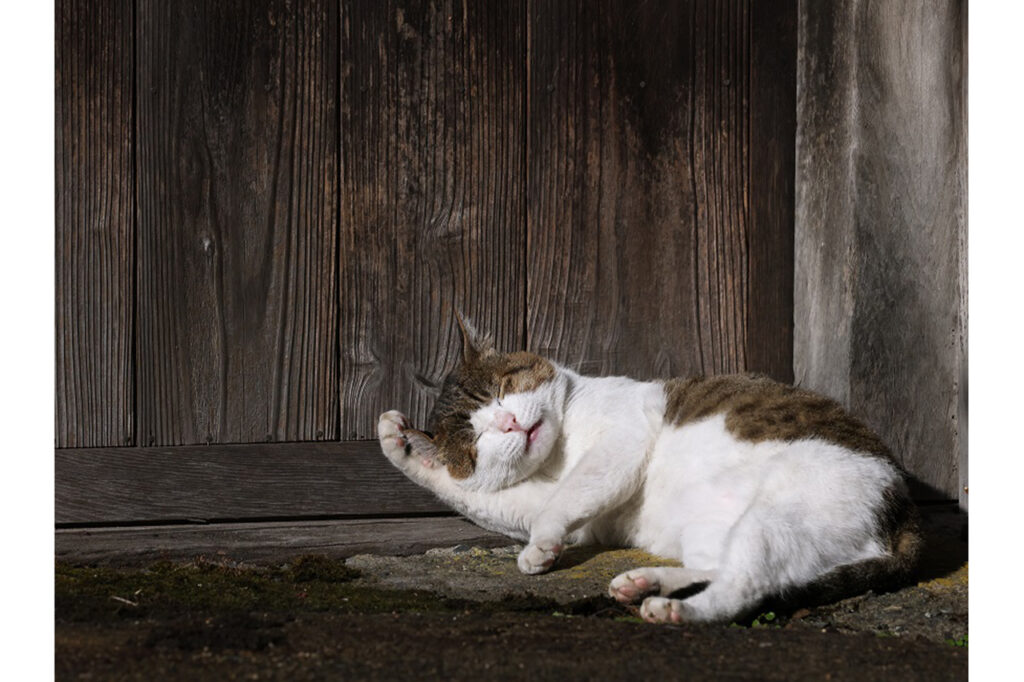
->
[[613, 586, 638, 602]]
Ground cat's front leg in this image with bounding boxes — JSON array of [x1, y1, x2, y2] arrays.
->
[[517, 435, 650, 575], [377, 411, 543, 540], [517, 514, 578, 574], [516, 535, 565, 575], [378, 409, 483, 518]]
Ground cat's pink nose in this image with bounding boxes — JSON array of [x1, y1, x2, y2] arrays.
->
[[494, 409, 524, 433]]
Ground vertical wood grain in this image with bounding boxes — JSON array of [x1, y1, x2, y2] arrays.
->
[[794, 1, 859, 405], [528, 0, 783, 381], [340, 0, 526, 438], [135, 0, 339, 445], [957, 1, 967, 510], [56, 0, 134, 447], [748, 0, 796, 382], [847, 0, 966, 500], [796, 0, 966, 500]]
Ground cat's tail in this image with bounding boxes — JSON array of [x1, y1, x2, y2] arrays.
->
[[788, 493, 923, 608]]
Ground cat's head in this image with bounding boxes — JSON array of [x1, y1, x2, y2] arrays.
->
[[404, 315, 565, 491]]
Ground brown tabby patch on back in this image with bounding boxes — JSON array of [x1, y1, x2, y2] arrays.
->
[[663, 374, 892, 460], [427, 351, 556, 479]]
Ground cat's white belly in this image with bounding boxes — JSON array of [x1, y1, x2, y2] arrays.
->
[[630, 414, 895, 575], [632, 417, 763, 567]]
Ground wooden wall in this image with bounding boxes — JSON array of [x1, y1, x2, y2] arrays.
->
[[135, 0, 340, 446], [56, 0, 134, 448], [58, 0, 969, 529], [339, 0, 528, 440], [58, 0, 796, 464], [527, 0, 794, 382], [795, 0, 967, 505]]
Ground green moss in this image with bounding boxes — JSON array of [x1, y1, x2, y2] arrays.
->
[[919, 563, 969, 592], [729, 610, 785, 629], [751, 611, 778, 628], [946, 634, 968, 648]]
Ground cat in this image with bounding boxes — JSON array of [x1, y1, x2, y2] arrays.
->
[[377, 316, 921, 624]]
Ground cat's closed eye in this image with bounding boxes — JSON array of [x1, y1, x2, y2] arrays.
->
[[463, 387, 492, 403]]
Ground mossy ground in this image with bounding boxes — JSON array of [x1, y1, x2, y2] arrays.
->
[[58, 556, 448, 622], [55, 511, 967, 681], [55, 551, 967, 682], [55, 554, 620, 630]]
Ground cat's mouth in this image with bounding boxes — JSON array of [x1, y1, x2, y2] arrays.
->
[[526, 420, 543, 446]]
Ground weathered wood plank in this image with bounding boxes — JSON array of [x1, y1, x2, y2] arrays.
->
[[748, 0, 796, 382], [135, 0, 339, 445], [55, 517, 510, 565], [527, 0, 792, 381], [795, 0, 967, 501], [339, 0, 527, 439], [955, 4, 967, 511], [528, 0, 698, 378], [55, 0, 134, 447], [55, 442, 448, 525]]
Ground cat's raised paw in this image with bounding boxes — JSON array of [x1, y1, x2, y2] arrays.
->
[[608, 569, 660, 604], [517, 539, 563, 575], [377, 410, 411, 466]]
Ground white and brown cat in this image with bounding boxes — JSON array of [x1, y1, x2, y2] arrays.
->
[[377, 317, 920, 624]]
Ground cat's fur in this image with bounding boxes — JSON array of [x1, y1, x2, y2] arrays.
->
[[377, 317, 920, 623]]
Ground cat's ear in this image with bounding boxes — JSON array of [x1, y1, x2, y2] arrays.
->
[[454, 310, 495, 363], [403, 428, 441, 469]]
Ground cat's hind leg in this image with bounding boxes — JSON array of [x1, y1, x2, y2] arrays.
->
[[608, 567, 714, 604], [638, 564, 768, 623], [639, 573, 768, 624], [639, 511, 777, 623]]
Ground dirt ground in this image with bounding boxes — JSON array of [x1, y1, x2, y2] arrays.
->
[[55, 509, 966, 681]]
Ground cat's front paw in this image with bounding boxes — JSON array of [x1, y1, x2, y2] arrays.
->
[[378, 410, 440, 472], [378, 410, 413, 468], [517, 539, 564, 575]]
